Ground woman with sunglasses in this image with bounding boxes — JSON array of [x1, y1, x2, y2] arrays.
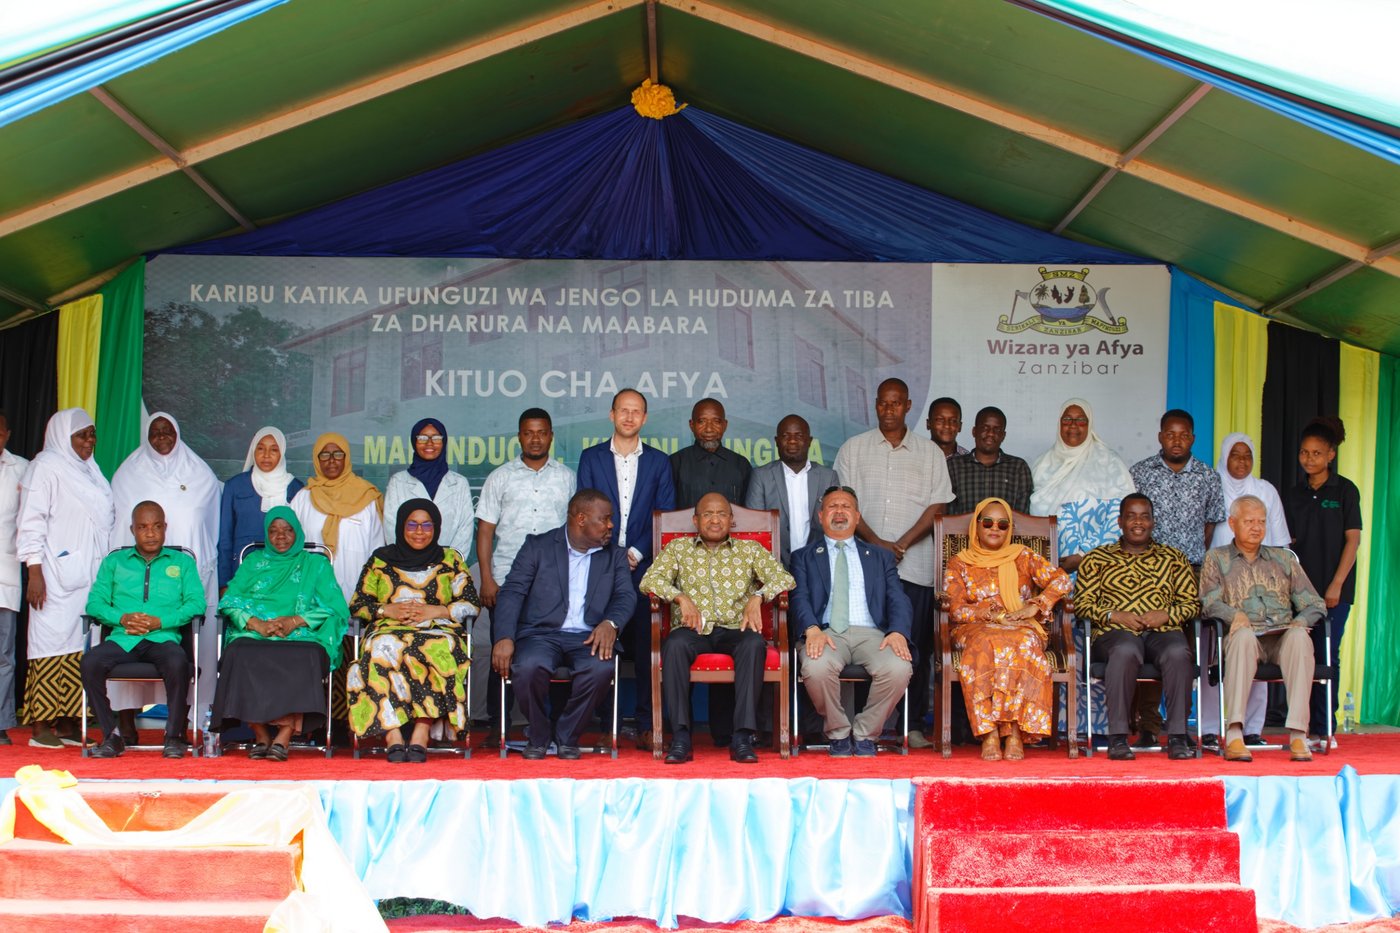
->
[[347, 499, 479, 762], [944, 497, 1072, 761], [291, 432, 384, 600], [383, 418, 476, 561]]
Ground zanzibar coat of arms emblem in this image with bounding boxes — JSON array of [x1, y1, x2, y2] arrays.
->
[[998, 268, 1128, 336]]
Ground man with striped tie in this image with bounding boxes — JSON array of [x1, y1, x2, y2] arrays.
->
[[791, 486, 913, 757]]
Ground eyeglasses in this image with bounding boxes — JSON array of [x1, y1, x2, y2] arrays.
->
[[979, 518, 1011, 530], [414, 434, 444, 444], [1060, 417, 1088, 426], [405, 521, 435, 533], [317, 450, 346, 461]]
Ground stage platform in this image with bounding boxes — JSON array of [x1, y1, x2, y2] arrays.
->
[[2, 730, 1398, 931]]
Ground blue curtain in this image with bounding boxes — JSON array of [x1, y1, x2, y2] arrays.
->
[[168, 106, 1139, 265], [1167, 267, 1225, 463]]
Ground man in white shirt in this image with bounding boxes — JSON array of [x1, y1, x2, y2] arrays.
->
[[477, 408, 576, 742], [833, 378, 953, 749], [0, 411, 30, 746]]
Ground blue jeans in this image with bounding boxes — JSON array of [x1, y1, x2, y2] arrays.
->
[[0, 608, 16, 730], [1309, 603, 1349, 737]]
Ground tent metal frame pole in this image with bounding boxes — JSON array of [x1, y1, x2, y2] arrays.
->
[[1052, 83, 1210, 235], [1263, 234, 1400, 316], [89, 86, 256, 232], [646, 0, 659, 83]]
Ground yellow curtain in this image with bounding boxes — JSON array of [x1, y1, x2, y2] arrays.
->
[[1337, 343, 1380, 717], [55, 294, 103, 414], [1212, 302, 1268, 467]]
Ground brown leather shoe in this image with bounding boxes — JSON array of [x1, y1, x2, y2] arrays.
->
[[1289, 736, 1313, 762], [1223, 738, 1253, 762], [635, 731, 653, 752]]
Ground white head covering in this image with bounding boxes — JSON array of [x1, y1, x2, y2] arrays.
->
[[243, 425, 296, 513], [31, 407, 114, 528], [1029, 398, 1135, 515], [1213, 432, 1291, 547], [110, 412, 222, 563]]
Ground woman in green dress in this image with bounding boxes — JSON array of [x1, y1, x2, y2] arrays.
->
[[348, 498, 478, 763], [212, 506, 348, 761]]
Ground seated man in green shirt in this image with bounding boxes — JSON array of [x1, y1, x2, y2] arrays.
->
[[641, 492, 795, 765], [82, 501, 204, 758]]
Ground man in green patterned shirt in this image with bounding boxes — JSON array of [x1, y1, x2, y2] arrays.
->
[[641, 492, 795, 764], [1074, 493, 1199, 761]]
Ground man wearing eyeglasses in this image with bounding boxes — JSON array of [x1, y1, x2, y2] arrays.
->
[[1127, 409, 1224, 749], [792, 486, 913, 757]]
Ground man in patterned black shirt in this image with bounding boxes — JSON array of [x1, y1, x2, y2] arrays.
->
[[1074, 493, 1199, 761], [946, 407, 1034, 515]]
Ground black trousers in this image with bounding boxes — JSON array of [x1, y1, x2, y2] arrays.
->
[[80, 639, 190, 740], [512, 631, 614, 747], [663, 626, 765, 734], [1094, 629, 1192, 736], [904, 581, 935, 728], [625, 565, 654, 724]]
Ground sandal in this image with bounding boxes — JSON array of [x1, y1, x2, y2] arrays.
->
[[386, 743, 407, 763], [406, 744, 428, 763], [248, 742, 270, 760], [266, 742, 289, 762]]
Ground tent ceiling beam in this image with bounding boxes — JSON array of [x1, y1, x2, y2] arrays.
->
[[0, 282, 48, 314], [663, 0, 1400, 282], [0, 0, 643, 241], [647, 0, 659, 83], [1263, 233, 1400, 316], [1052, 83, 1210, 234], [89, 86, 255, 232]]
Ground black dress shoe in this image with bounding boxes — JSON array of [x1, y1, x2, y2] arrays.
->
[[0, 729, 11, 746], [522, 744, 548, 760], [664, 733, 693, 764], [557, 745, 582, 760], [162, 737, 188, 759], [1168, 734, 1196, 760], [90, 731, 126, 759], [729, 732, 758, 764], [1107, 735, 1135, 761], [1133, 731, 1160, 749], [1201, 733, 1219, 750], [1243, 733, 1265, 747]]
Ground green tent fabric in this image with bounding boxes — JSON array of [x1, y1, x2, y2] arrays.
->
[[93, 259, 144, 477], [1363, 353, 1400, 724]]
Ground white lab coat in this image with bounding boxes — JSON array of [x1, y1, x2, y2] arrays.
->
[[382, 470, 476, 560], [291, 491, 384, 601]]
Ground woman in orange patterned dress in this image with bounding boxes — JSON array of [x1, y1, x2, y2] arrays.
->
[[944, 497, 1071, 761]]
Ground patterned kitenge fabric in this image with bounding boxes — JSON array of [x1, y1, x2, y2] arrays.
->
[[346, 548, 478, 737], [22, 652, 83, 721], [945, 549, 1072, 740], [1074, 542, 1200, 636], [640, 536, 794, 635]]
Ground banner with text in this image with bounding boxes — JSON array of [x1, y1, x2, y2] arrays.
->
[[143, 256, 1169, 490]]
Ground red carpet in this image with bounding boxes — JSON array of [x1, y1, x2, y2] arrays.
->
[[913, 777, 1255, 932], [2, 728, 1396, 781]]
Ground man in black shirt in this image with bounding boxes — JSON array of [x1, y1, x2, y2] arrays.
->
[[671, 399, 752, 510]]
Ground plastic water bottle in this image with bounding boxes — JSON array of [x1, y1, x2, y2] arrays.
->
[[201, 708, 221, 758], [1342, 692, 1356, 734]]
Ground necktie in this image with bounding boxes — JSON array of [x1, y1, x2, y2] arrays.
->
[[831, 542, 850, 634]]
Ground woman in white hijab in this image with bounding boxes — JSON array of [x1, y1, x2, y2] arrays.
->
[[16, 408, 115, 748], [1029, 398, 1136, 739], [217, 426, 303, 592], [1200, 432, 1290, 745], [108, 412, 223, 737]]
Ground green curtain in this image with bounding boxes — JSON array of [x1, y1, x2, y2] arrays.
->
[[1362, 353, 1400, 725], [93, 259, 145, 478]]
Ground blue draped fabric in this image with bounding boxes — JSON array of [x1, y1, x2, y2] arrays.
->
[[318, 777, 913, 927], [1167, 267, 1223, 463], [166, 106, 1137, 265], [0, 1, 286, 130], [1226, 767, 1400, 928]]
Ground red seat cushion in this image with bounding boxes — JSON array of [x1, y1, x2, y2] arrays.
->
[[690, 647, 781, 672]]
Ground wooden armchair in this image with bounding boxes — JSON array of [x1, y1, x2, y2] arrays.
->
[[647, 505, 791, 760], [931, 511, 1078, 759]]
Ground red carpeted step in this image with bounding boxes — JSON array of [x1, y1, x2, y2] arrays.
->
[[10, 786, 233, 839], [917, 884, 1256, 933], [921, 829, 1241, 888], [914, 777, 1228, 832], [0, 897, 285, 932], [0, 839, 299, 900]]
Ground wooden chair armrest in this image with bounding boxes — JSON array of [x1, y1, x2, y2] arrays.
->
[[774, 593, 789, 653]]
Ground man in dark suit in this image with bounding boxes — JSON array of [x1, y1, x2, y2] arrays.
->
[[792, 486, 913, 757], [745, 414, 838, 568], [491, 489, 636, 759], [576, 388, 676, 748]]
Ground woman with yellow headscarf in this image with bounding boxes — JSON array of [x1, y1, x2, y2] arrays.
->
[[944, 497, 1071, 761], [290, 433, 384, 601]]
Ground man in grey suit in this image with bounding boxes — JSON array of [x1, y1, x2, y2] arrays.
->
[[745, 415, 838, 568], [745, 413, 837, 740]]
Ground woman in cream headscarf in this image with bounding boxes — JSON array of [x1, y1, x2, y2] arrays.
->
[[218, 426, 304, 591], [291, 433, 383, 600], [108, 411, 223, 736], [1200, 432, 1290, 744], [16, 409, 115, 748], [944, 498, 1072, 761]]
